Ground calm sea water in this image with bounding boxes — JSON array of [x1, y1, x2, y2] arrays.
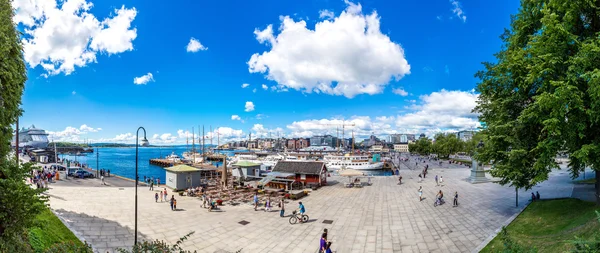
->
[[60, 147, 239, 183], [60, 147, 393, 182]]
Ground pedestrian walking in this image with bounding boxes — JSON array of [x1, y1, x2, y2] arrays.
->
[[324, 241, 333, 253], [435, 175, 439, 186], [418, 173, 422, 183], [159, 190, 164, 202], [453, 191, 459, 207], [279, 198, 285, 217], [155, 192, 159, 202], [439, 176, 443, 186], [149, 181, 154, 191], [202, 194, 207, 208], [265, 197, 271, 212], [101, 175, 105, 185], [157, 178, 160, 186], [319, 232, 328, 253], [107, 169, 110, 177], [253, 193, 259, 211], [173, 198, 177, 210], [418, 186, 423, 201], [163, 188, 168, 201], [536, 191, 541, 200], [170, 195, 175, 211], [531, 192, 536, 201]]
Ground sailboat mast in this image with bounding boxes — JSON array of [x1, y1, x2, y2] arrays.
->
[[202, 125, 205, 159], [192, 127, 195, 163], [210, 126, 213, 148], [337, 127, 340, 152], [352, 130, 355, 154]]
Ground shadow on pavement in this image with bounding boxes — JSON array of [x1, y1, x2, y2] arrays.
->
[[53, 208, 151, 253]]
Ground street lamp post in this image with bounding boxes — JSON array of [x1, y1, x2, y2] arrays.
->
[[96, 147, 99, 178], [134, 127, 149, 246]]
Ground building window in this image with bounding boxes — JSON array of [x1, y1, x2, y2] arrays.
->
[[301, 174, 306, 180]]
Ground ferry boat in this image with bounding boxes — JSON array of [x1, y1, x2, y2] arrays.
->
[[324, 154, 384, 170], [11, 125, 49, 149]]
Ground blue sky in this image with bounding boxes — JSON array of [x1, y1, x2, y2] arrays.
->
[[12, 0, 520, 144]]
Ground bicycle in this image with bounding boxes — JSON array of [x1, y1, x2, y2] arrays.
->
[[289, 210, 309, 224]]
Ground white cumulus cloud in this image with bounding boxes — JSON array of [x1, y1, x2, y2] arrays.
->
[[12, 0, 138, 76], [231, 115, 241, 121], [449, 0, 467, 22], [248, 0, 411, 98], [319, 10, 335, 19], [392, 87, 408, 96], [245, 101, 255, 112], [395, 89, 479, 134], [48, 124, 102, 141], [133, 73, 154, 85], [186, 37, 207, 52], [241, 83, 250, 88], [262, 84, 268, 90]]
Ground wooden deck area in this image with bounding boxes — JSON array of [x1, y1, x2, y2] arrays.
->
[[149, 159, 190, 167]]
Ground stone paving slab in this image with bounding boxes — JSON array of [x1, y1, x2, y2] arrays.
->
[[44, 157, 594, 253]]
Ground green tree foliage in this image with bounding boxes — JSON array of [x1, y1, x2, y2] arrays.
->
[[431, 133, 463, 159], [0, 0, 26, 159], [0, 0, 47, 251], [43, 241, 93, 253], [463, 132, 485, 156], [115, 232, 232, 253], [408, 137, 432, 155], [474, 0, 600, 202]]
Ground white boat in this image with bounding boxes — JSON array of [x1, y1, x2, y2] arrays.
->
[[182, 151, 206, 163], [12, 125, 49, 149], [231, 153, 304, 171], [165, 152, 182, 163], [324, 154, 384, 170]]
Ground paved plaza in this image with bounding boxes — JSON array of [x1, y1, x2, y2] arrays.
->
[[43, 157, 594, 253]]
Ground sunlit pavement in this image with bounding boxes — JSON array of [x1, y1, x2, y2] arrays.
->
[[45, 159, 594, 253]]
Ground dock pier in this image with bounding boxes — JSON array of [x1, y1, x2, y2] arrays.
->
[[149, 159, 190, 167]]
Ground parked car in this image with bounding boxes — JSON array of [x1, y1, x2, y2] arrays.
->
[[50, 164, 66, 171], [67, 168, 79, 177], [74, 170, 95, 178]]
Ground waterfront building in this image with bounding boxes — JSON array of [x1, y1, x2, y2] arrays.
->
[[309, 135, 338, 148], [457, 130, 475, 141], [271, 161, 328, 187], [393, 143, 409, 153]]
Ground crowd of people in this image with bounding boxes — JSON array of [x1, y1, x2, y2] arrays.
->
[[30, 166, 57, 189]]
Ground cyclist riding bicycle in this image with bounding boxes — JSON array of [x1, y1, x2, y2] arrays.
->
[[436, 190, 444, 204], [298, 202, 306, 222]]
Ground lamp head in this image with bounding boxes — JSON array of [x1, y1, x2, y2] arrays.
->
[[477, 140, 484, 149], [141, 137, 149, 147]]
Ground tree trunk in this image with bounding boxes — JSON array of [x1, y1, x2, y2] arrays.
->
[[595, 169, 600, 205]]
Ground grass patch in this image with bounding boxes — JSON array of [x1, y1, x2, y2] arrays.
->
[[28, 207, 84, 252], [481, 199, 600, 253], [574, 178, 596, 184], [450, 158, 471, 164]]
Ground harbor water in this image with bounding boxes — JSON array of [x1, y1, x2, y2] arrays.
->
[[59, 147, 237, 184], [59, 147, 394, 183]]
